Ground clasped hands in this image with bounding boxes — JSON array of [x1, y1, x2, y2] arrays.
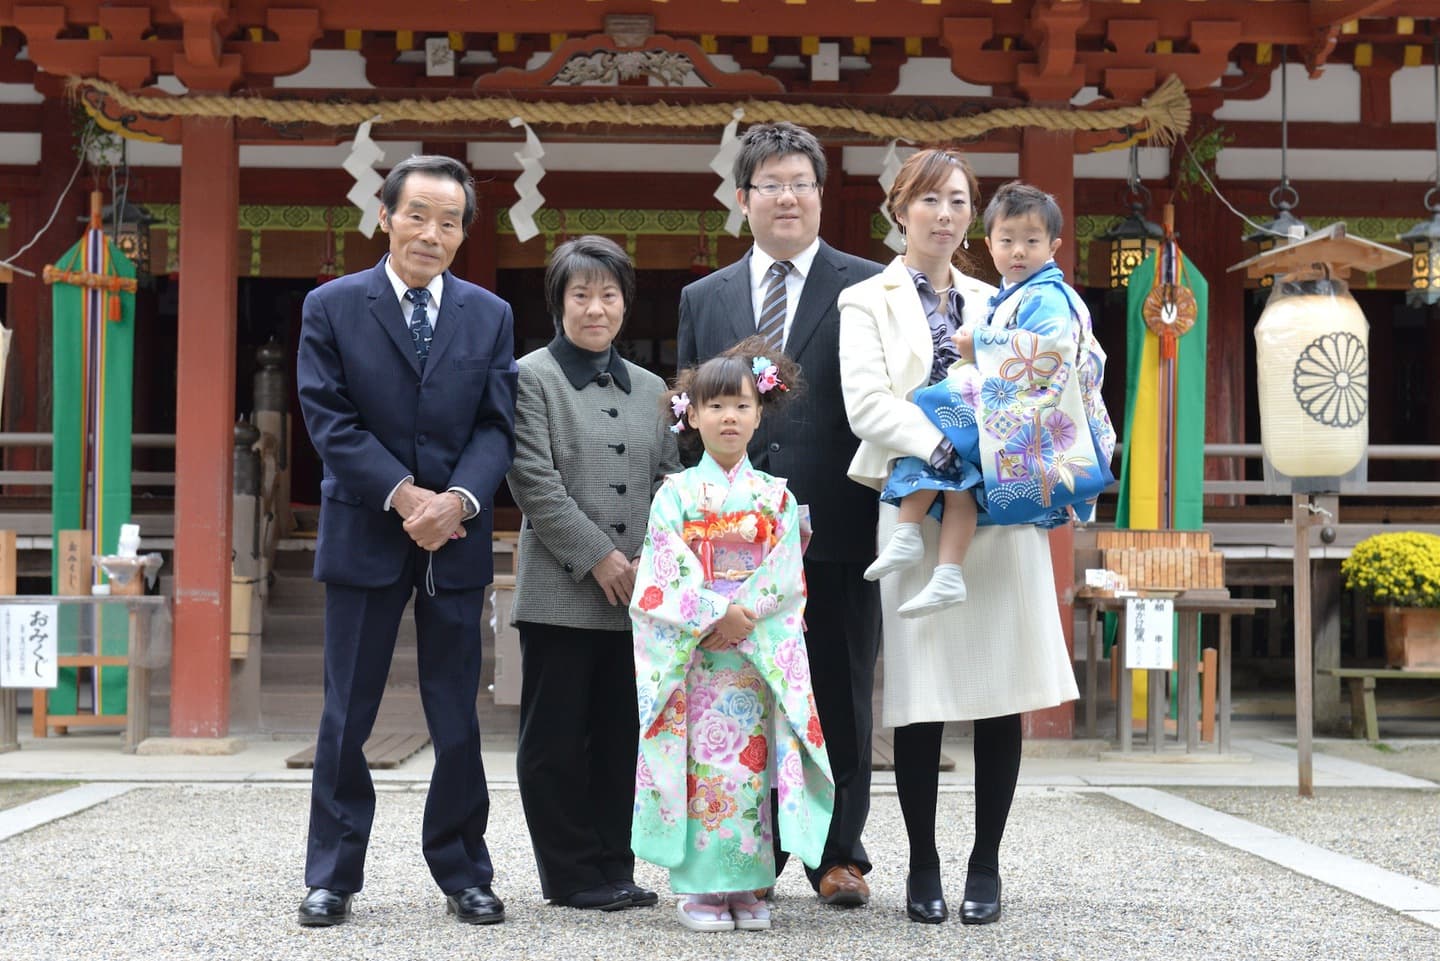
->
[[701, 601, 756, 652], [394, 481, 467, 551]]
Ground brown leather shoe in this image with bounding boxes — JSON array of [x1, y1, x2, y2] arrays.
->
[[817, 864, 870, 906]]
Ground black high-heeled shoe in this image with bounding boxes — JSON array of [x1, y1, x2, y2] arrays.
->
[[960, 875, 1001, 925], [905, 876, 948, 924]]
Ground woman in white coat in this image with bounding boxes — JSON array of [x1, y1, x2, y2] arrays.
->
[[838, 149, 1078, 925]]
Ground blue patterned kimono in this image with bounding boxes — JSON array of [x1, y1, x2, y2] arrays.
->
[[882, 262, 1116, 527]]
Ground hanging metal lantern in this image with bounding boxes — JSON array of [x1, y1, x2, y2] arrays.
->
[[1398, 204, 1440, 307], [1243, 193, 1308, 292], [1243, 49, 1308, 295], [1099, 194, 1163, 289], [1398, 39, 1440, 308], [1099, 143, 1163, 289], [84, 201, 156, 280]]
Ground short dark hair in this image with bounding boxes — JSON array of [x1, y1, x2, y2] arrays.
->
[[543, 235, 637, 334], [380, 155, 477, 231], [983, 180, 1064, 240], [733, 122, 827, 195]]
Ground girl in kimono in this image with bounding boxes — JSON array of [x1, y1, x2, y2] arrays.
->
[[630, 336, 834, 933], [866, 180, 1115, 620]]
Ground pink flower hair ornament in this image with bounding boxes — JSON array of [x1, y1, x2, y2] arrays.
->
[[750, 356, 786, 395], [669, 392, 690, 433]]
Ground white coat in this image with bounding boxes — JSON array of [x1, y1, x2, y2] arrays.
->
[[838, 257, 1080, 725]]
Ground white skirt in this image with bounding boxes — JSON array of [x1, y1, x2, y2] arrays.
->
[[877, 502, 1080, 728]]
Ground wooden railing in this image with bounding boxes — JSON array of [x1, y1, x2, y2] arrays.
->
[[2, 435, 1437, 551]]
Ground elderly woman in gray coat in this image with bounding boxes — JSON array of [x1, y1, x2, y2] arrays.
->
[[507, 235, 680, 911]]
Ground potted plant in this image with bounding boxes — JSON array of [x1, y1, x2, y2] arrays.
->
[[1340, 531, 1440, 669]]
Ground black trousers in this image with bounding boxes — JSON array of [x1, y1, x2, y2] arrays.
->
[[515, 620, 639, 900], [305, 550, 492, 895], [775, 557, 882, 886]]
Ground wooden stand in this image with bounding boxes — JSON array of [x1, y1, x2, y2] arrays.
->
[[0, 530, 18, 752], [34, 534, 150, 739], [12, 595, 167, 753], [1076, 590, 1276, 754]]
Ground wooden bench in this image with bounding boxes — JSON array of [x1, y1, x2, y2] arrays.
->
[[1317, 667, 1440, 741]]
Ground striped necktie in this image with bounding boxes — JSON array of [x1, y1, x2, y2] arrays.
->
[[405, 287, 433, 367], [756, 260, 792, 352]]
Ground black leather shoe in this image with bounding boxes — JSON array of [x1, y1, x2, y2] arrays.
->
[[960, 876, 1001, 925], [552, 885, 632, 911], [297, 887, 352, 927], [610, 880, 659, 907], [905, 878, 948, 924], [446, 886, 505, 925]]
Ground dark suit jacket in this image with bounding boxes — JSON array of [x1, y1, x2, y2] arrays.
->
[[678, 241, 883, 563], [297, 257, 518, 590]]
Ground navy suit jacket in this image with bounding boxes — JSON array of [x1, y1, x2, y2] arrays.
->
[[297, 257, 518, 590], [678, 241, 883, 563]]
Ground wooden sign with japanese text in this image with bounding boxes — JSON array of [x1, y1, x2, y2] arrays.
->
[[1124, 597, 1175, 670], [57, 530, 92, 595], [1, 604, 60, 688]]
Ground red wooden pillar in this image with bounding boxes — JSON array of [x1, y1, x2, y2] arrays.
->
[[4, 103, 79, 473], [1020, 126, 1077, 739], [170, 116, 238, 737]]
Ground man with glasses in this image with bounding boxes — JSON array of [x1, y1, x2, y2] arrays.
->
[[677, 121, 884, 908]]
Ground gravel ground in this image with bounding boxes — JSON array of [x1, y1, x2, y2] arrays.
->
[[0, 779, 69, 812], [1, 784, 1436, 961], [1314, 740, 1440, 782], [1166, 786, 1440, 887]]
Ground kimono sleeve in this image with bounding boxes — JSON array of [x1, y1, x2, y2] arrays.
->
[[630, 476, 733, 727], [973, 283, 1080, 393]]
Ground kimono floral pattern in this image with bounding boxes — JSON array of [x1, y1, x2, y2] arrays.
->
[[908, 263, 1116, 527], [630, 454, 834, 890]]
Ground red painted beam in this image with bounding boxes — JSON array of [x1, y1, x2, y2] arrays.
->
[[1020, 126, 1078, 740], [170, 116, 238, 738]]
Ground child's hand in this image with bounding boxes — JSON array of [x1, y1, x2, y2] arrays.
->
[[951, 328, 975, 362], [703, 602, 756, 651]]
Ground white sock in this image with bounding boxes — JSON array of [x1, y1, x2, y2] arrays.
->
[[898, 564, 968, 618], [865, 522, 925, 581]]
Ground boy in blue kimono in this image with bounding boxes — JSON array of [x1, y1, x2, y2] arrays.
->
[[866, 181, 1115, 618]]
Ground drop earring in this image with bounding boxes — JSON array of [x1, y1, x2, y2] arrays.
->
[[962, 236, 969, 249]]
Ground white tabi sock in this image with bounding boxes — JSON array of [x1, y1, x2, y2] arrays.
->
[[864, 522, 925, 581], [898, 563, 968, 619]]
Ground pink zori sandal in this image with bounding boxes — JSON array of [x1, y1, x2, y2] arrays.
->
[[727, 890, 771, 931], [676, 894, 734, 932]]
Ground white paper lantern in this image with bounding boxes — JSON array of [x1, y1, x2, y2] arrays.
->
[[1254, 276, 1368, 479]]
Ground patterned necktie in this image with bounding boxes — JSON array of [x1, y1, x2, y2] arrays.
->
[[405, 287, 433, 368], [756, 260, 792, 352]]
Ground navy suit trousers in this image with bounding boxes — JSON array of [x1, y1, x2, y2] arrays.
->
[[305, 547, 492, 895]]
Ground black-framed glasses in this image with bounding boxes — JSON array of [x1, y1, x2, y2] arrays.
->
[[746, 181, 820, 198]]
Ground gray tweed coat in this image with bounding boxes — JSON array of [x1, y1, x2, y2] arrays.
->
[[507, 344, 680, 631]]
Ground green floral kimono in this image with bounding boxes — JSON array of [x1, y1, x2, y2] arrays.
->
[[629, 454, 834, 893]]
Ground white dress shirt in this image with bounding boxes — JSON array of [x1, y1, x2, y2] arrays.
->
[[379, 256, 479, 519], [748, 237, 820, 350]]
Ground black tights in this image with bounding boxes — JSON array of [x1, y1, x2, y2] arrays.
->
[[892, 714, 1022, 901]]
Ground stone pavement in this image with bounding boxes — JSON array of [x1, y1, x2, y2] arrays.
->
[[1, 729, 1437, 960]]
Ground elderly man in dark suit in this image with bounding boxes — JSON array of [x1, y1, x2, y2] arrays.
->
[[677, 121, 884, 907], [295, 155, 517, 928]]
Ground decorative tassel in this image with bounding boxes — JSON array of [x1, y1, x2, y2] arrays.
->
[[108, 292, 121, 321], [697, 539, 714, 582], [1160, 331, 1177, 361]]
